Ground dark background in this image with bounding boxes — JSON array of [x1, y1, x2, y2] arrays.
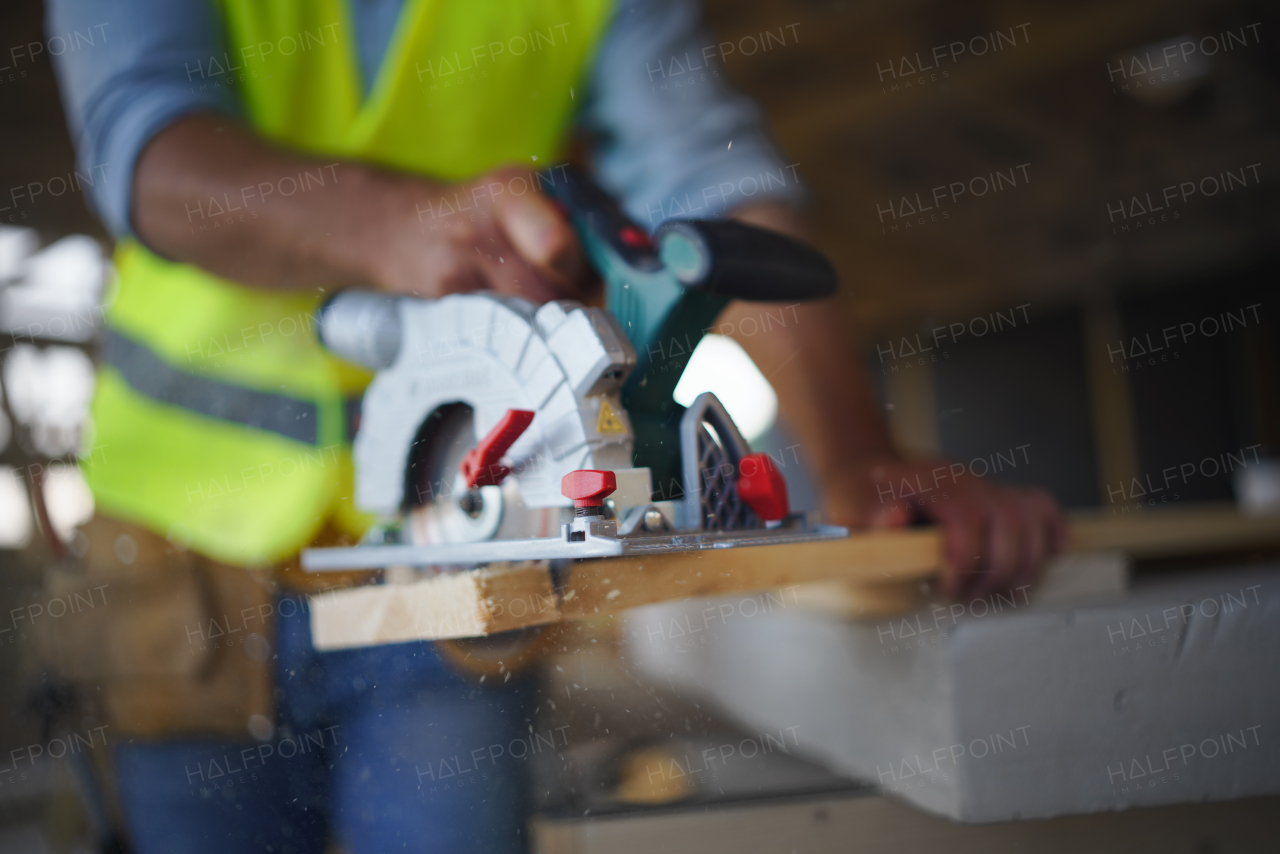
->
[[698, 0, 1279, 507]]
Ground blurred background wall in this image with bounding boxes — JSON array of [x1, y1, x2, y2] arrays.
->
[[699, 0, 1279, 509]]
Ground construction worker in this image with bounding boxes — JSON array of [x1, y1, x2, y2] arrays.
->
[[47, 0, 1064, 850]]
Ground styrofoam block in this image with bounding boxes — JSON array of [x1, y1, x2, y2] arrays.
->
[[623, 564, 1280, 822]]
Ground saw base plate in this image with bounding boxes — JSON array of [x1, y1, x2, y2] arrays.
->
[[302, 519, 849, 572]]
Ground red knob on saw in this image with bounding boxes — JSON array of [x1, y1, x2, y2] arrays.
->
[[737, 452, 789, 521], [618, 225, 651, 248], [562, 470, 616, 512], [461, 408, 535, 489]]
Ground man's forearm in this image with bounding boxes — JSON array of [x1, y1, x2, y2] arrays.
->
[[132, 113, 587, 301], [724, 202, 1063, 595], [132, 113, 408, 292], [725, 203, 898, 477], [719, 300, 897, 467]]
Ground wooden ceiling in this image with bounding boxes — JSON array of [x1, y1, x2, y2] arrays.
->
[[702, 0, 1279, 337]]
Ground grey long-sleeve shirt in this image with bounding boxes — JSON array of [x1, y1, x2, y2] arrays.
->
[[46, 0, 803, 238]]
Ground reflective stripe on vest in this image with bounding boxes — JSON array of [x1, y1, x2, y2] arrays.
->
[[103, 328, 365, 445], [105, 329, 320, 445], [87, 0, 614, 565]]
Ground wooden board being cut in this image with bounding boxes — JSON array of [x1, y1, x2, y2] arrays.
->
[[310, 529, 939, 649], [1065, 504, 1280, 558], [308, 503, 1280, 649]]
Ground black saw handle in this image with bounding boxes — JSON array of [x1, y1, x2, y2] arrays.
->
[[543, 164, 838, 302], [654, 219, 837, 301]]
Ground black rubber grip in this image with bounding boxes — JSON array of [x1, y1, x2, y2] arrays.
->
[[657, 219, 838, 301]]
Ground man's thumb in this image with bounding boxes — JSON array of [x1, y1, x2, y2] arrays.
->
[[497, 191, 582, 282]]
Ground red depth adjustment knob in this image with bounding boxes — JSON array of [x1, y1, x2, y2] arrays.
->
[[737, 453, 789, 521], [561, 469, 617, 515]]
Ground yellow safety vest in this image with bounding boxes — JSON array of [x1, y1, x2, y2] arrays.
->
[[87, 0, 613, 567]]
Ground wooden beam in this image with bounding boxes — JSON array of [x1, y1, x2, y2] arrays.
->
[[310, 529, 940, 649], [1066, 504, 1280, 558], [556, 529, 940, 621], [882, 357, 942, 458], [1082, 299, 1140, 506], [310, 561, 561, 650], [308, 504, 1280, 649]]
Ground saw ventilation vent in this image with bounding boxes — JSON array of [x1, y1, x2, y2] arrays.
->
[[695, 423, 759, 531], [680, 392, 761, 532]]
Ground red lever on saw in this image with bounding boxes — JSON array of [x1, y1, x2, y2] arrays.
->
[[737, 452, 789, 521], [461, 409, 535, 489]]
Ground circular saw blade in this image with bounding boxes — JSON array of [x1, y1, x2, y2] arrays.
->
[[404, 403, 565, 548]]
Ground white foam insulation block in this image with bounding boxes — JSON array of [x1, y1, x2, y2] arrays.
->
[[623, 558, 1280, 822]]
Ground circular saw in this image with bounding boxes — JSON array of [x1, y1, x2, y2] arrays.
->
[[303, 166, 845, 573]]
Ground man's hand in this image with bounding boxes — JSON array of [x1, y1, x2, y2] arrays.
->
[[723, 202, 1065, 600], [359, 165, 588, 301], [823, 458, 1066, 599], [132, 114, 590, 302]]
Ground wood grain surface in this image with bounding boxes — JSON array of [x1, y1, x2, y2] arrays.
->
[[309, 503, 1280, 648]]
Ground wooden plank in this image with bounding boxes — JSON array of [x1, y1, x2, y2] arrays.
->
[[309, 504, 1280, 648], [310, 561, 559, 650], [556, 529, 941, 620], [1081, 299, 1140, 505], [810, 506, 1280, 620], [310, 530, 940, 649], [1067, 504, 1280, 558]]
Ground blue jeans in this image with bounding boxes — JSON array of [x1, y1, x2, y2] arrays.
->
[[113, 595, 534, 854]]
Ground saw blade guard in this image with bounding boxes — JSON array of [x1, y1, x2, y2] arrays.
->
[[333, 293, 642, 527]]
